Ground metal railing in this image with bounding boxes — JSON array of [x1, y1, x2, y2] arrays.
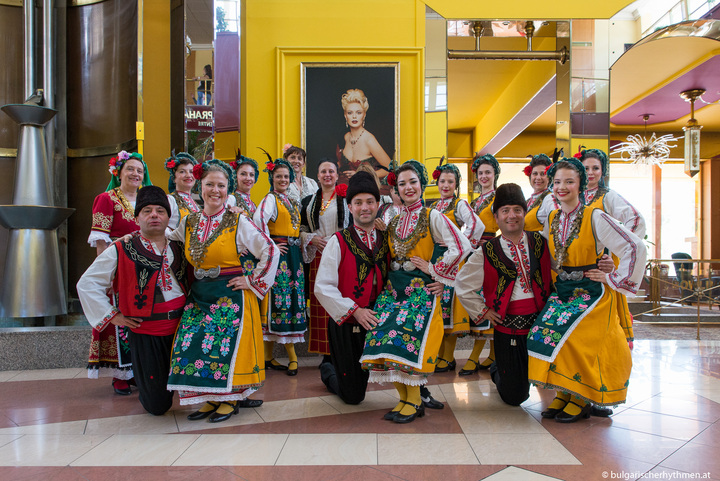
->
[[644, 258, 720, 340]]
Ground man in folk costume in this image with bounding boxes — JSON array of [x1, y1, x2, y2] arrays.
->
[[78, 186, 189, 415], [456, 183, 553, 406], [314, 171, 443, 409]]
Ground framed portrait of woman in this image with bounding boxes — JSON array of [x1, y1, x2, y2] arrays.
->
[[301, 63, 398, 194]]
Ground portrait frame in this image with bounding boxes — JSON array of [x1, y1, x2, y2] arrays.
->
[[300, 62, 399, 185]]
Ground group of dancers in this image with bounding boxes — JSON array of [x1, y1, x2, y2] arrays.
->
[[77, 144, 646, 424]]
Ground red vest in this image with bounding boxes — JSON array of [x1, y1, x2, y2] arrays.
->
[[335, 228, 390, 321], [481, 231, 552, 319], [113, 234, 189, 319]]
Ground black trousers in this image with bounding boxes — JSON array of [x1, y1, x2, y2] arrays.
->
[[321, 320, 369, 405], [128, 331, 175, 415], [491, 328, 530, 406]]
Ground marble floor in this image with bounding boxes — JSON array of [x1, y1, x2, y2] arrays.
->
[[1, 341, 719, 480]]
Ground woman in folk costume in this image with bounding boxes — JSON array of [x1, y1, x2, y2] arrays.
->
[[300, 158, 350, 363], [527, 158, 646, 422], [284, 143, 318, 204], [167, 159, 279, 423], [580, 148, 645, 346], [462, 153, 502, 375], [253, 158, 308, 376], [523, 154, 554, 232], [227, 151, 260, 218], [165, 152, 200, 231], [87, 150, 152, 395], [428, 160, 484, 374], [360, 160, 471, 423]]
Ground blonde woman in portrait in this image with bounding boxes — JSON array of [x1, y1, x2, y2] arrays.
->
[[337, 89, 393, 190]]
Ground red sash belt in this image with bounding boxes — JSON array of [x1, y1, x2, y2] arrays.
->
[[131, 295, 186, 336], [506, 298, 538, 315]]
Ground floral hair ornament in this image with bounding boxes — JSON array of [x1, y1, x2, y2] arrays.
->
[[335, 183, 348, 197], [105, 151, 151, 192], [525, 153, 552, 177], [394, 159, 429, 195], [433, 157, 461, 189], [230, 149, 260, 182], [259, 147, 295, 187], [573, 145, 586, 159], [547, 157, 589, 197], [579, 148, 609, 183], [386, 171, 397, 186], [165, 151, 198, 192], [523, 164, 533, 177], [282, 143, 293, 154], [193, 159, 236, 192]]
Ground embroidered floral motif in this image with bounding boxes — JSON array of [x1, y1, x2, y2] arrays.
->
[[91, 212, 113, 233], [186, 210, 238, 265], [110, 188, 136, 223]]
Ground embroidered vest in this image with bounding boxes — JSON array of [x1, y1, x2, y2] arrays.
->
[[473, 193, 499, 238], [113, 234, 189, 317], [431, 197, 461, 228], [481, 231, 552, 318], [336, 228, 390, 314], [525, 190, 551, 232], [170, 191, 199, 220]]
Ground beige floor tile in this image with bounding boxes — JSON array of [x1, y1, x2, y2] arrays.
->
[[692, 389, 720, 405], [0, 433, 23, 448], [377, 434, 478, 465], [173, 434, 288, 466], [423, 384, 448, 403], [610, 408, 712, 441], [483, 466, 563, 480], [467, 433, 580, 465], [84, 412, 179, 435], [256, 397, 340, 423], [437, 380, 495, 395], [175, 405, 266, 432], [276, 433, 377, 465], [70, 434, 200, 466], [454, 410, 547, 434], [444, 390, 521, 412], [320, 390, 398, 414], [0, 370, 20, 382], [0, 420, 88, 436], [6, 368, 85, 382], [0, 434, 111, 466]]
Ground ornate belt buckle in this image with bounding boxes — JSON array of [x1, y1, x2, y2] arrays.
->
[[391, 261, 401, 271], [402, 261, 415, 272], [195, 266, 221, 279]]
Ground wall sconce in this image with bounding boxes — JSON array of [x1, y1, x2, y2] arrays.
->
[[680, 88, 705, 178]]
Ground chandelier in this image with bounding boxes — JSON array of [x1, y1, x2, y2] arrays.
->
[[611, 114, 680, 166]]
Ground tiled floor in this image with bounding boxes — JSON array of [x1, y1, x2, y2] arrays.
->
[[0, 341, 719, 480]]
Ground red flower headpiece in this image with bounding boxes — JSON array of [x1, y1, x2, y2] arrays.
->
[[335, 184, 348, 197], [229, 160, 238, 170], [165, 159, 177, 170], [387, 172, 397, 186], [192, 163, 204, 180], [523, 164, 533, 177], [432, 169, 441, 180], [266, 162, 276, 172], [573, 145, 585, 159], [544, 164, 553, 174]]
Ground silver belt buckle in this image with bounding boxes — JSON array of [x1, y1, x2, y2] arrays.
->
[[195, 266, 221, 279], [558, 270, 583, 281]]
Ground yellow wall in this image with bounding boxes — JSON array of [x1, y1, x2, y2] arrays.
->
[[240, 0, 426, 204], [142, 1, 171, 188], [425, 111, 447, 160], [448, 131, 472, 158]]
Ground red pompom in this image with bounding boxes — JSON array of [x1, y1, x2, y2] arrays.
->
[[192, 163, 204, 179], [230, 161, 238, 170], [523, 165, 533, 177], [387, 172, 397, 186], [573, 152, 583, 159], [335, 184, 348, 197], [432, 169, 441, 180], [166, 160, 177, 169]]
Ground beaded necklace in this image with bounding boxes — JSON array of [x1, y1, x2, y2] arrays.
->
[[319, 190, 336, 216], [551, 204, 585, 270], [389, 206, 429, 261]]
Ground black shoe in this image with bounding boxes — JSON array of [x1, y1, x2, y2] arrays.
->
[[555, 401, 591, 423], [434, 358, 456, 373], [383, 410, 399, 421], [318, 355, 332, 368], [236, 398, 263, 408], [393, 401, 425, 424], [265, 359, 288, 371], [208, 401, 240, 423], [541, 396, 569, 419], [112, 379, 132, 396], [458, 359, 480, 376], [590, 405, 613, 417], [420, 386, 444, 409], [287, 360, 298, 376], [478, 358, 493, 370], [187, 402, 220, 421]]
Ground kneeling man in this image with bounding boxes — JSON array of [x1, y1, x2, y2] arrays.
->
[[78, 186, 189, 415]]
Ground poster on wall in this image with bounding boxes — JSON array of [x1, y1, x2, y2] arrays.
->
[[301, 63, 398, 195]]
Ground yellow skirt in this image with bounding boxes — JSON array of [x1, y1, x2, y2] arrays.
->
[[528, 290, 632, 406], [232, 290, 265, 388]]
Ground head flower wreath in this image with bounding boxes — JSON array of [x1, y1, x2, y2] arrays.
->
[[471, 153, 500, 188], [432, 156, 461, 191], [192, 159, 236, 193], [229, 149, 260, 182], [392, 159, 429, 195], [106, 150, 151, 192], [259, 147, 295, 187], [579, 148, 609, 187], [547, 157, 588, 197], [164, 151, 198, 193], [282, 143, 293, 154], [524, 153, 552, 177]]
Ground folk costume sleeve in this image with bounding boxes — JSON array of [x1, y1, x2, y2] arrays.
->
[[455, 248, 489, 323], [592, 209, 647, 297], [236, 214, 280, 299], [252, 194, 278, 237], [88, 192, 115, 247], [167, 215, 188, 243], [427, 209, 472, 286], [313, 235, 359, 324], [77, 244, 120, 331], [535, 192, 559, 231], [167, 195, 180, 236], [603, 190, 647, 240], [455, 198, 485, 249]]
